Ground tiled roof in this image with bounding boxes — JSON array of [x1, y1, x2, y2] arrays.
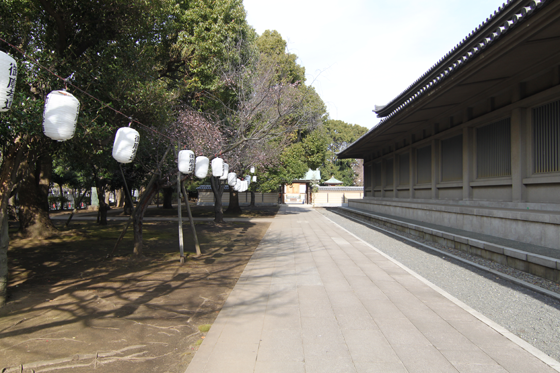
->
[[303, 169, 321, 181], [374, 0, 547, 121], [324, 176, 343, 184], [340, 0, 549, 156]]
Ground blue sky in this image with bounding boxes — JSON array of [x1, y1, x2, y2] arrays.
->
[[244, 0, 508, 129]]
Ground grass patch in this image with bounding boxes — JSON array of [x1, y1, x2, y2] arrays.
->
[[198, 324, 211, 333]]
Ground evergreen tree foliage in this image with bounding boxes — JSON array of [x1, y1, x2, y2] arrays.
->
[[319, 120, 367, 186]]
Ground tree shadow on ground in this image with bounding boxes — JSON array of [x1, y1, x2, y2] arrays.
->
[[1, 218, 271, 373]]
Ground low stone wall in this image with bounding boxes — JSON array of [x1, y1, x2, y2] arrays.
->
[[348, 198, 560, 251], [337, 207, 560, 284], [197, 189, 278, 206]]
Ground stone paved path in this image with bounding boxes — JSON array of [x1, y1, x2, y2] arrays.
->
[[185, 205, 559, 373]]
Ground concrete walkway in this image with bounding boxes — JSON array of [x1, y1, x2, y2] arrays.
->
[[185, 205, 559, 373]]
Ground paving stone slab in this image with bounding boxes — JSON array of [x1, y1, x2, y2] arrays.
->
[[185, 205, 559, 373]]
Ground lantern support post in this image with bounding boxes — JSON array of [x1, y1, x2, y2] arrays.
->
[[181, 182, 201, 257], [177, 143, 185, 264], [119, 164, 135, 210]]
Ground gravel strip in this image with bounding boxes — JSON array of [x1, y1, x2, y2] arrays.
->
[[316, 207, 560, 362], [333, 209, 560, 297]]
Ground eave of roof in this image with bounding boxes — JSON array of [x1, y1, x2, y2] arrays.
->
[[339, 0, 549, 159], [324, 177, 343, 184]]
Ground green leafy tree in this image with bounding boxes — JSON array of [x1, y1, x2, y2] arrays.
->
[[174, 55, 325, 220], [258, 128, 328, 193], [163, 0, 255, 107], [0, 0, 181, 306], [256, 30, 306, 84], [319, 119, 368, 186]]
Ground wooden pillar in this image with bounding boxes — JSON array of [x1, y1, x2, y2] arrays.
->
[[463, 127, 474, 201], [393, 157, 397, 198], [409, 151, 415, 199], [380, 160, 386, 198], [511, 108, 528, 202], [431, 139, 439, 199]]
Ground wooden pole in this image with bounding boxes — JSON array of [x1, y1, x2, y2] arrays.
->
[[177, 142, 185, 264], [181, 183, 201, 256], [65, 185, 90, 227]]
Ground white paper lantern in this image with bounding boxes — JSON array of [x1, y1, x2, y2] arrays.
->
[[250, 166, 255, 174], [220, 163, 229, 180], [178, 150, 195, 174], [211, 157, 224, 177], [233, 178, 242, 191], [0, 51, 17, 112], [112, 127, 140, 163], [227, 172, 237, 186], [195, 156, 209, 179], [252, 176, 257, 182], [245, 175, 251, 185], [239, 180, 248, 192], [42, 90, 80, 141]]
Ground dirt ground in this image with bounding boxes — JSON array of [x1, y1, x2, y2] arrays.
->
[[1, 205, 277, 372]]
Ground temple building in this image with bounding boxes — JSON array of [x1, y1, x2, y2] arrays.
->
[[338, 0, 560, 278]]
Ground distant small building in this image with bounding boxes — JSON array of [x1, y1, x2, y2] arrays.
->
[[323, 176, 344, 187], [283, 169, 320, 204]]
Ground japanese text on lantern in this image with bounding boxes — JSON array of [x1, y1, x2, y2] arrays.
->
[[2, 63, 17, 110]]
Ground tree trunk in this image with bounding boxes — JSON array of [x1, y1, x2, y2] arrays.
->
[[250, 191, 256, 207], [104, 190, 111, 208], [123, 190, 133, 215], [115, 188, 124, 208], [210, 176, 225, 223], [113, 145, 171, 258], [0, 138, 25, 307], [95, 178, 109, 225], [123, 192, 134, 215], [226, 187, 242, 214], [18, 152, 57, 238], [65, 186, 90, 227], [127, 146, 171, 257], [58, 184, 64, 210], [162, 186, 173, 209], [132, 181, 159, 256]]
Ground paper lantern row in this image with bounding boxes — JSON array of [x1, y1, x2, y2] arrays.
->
[[0, 52, 140, 163], [2, 53, 260, 175], [226, 174, 253, 192], [1, 53, 81, 142], [178, 155, 232, 180], [0, 53, 257, 178]]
